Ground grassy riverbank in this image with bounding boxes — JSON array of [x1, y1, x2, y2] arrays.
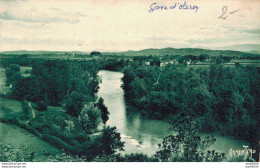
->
[[0, 97, 61, 161], [0, 96, 105, 161], [0, 122, 59, 161]]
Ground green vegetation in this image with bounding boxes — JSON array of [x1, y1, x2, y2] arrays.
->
[[99, 58, 129, 71], [0, 122, 59, 162], [0, 143, 88, 162], [90, 51, 102, 56], [1, 60, 124, 161], [92, 117, 227, 162], [96, 97, 109, 124], [0, 144, 34, 162], [155, 116, 225, 162], [103, 47, 260, 57], [122, 63, 259, 144], [0, 50, 258, 162]]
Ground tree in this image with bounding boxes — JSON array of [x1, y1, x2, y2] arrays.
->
[[155, 116, 225, 162], [11, 77, 28, 100], [8, 64, 20, 72], [78, 103, 102, 134], [99, 126, 124, 156], [97, 97, 109, 124], [64, 120, 75, 136], [21, 100, 30, 116], [198, 54, 207, 62], [5, 64, 22, 88], [177, 56, 188, 64], [150, 57, 160, 67], [90, 51, 102, 56], [215, 57, 224, 64], [65, 91, 84, 117], [36, 100, 47, 111]]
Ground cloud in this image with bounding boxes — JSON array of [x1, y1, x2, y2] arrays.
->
[[185, 34, 260, 48], [242, 28, 260, 35], [1, 0, 14, 1], [0, 0, 259, 51], [0, 7, 85, 23], [144, 37, 170, 41], [187, 37, 228, 44], [219, 25, 260, 37], [238, 14, 246, 18], [1, 37, 77, 45]]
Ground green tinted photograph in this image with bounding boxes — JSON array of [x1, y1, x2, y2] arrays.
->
[[0, 0, 259, 164]]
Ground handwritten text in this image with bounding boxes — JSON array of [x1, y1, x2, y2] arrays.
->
[[149, 1, 199, 13], [218, 6, 239, 20]]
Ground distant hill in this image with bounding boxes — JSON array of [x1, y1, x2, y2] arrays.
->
[[213, 44, 260, 55], [104, 47, 260, 57], [1, 47, 259, 57], [248, 50, 260, 55], [0, 50, 87, 55]]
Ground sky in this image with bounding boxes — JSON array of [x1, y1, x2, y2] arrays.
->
[[0, 0, 259, 52]]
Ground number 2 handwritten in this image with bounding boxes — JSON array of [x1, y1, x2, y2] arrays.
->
[[219, 6, 239, 20]]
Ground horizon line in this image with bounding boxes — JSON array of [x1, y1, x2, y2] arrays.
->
[[0, 46, 259, 53]]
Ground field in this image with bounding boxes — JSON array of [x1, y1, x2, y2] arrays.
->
[[0, 123, 59, 161], [0, 66, 32, 95], [0, 67, 60, 161]]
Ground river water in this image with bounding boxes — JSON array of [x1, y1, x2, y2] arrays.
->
[[97, 70, 249, 157]]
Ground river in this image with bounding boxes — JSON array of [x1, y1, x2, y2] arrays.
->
[[97, 70, 250, 157]]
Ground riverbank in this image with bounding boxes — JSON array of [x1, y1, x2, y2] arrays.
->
[[0, 95, 107, 161], [97, 70, 255, 161], [0, 66, 257, 161], [0, 97, 61, 161], [0, 122, 59, 161]]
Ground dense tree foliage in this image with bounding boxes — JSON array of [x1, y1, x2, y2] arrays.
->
[[3, 60, 115, 160], [90, 51, 102, 56], [5, 64, 21, 86], [99, 59, 129, 71], [5, 60, 99, 106], [35, 100, 47, 111], [96, 126, 124, 156], [78, 103, 102, 134], [155, 116, 225, 162], [2, 57, 259, 162], [65, 91, 85, 117], [96, 97, 109, 124], [122, 63, 259, 142]]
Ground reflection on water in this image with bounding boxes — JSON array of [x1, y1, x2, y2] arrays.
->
[[97, 70, 249, 156], [97, 70, 171, 155]]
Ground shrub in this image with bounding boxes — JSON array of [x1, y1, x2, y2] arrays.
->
[[36, 100, 47, 111], [21, 100, 30, 116], [65, 91, 84, 117], [0, 144, 34, 162], [42, 134, 73, 151]]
